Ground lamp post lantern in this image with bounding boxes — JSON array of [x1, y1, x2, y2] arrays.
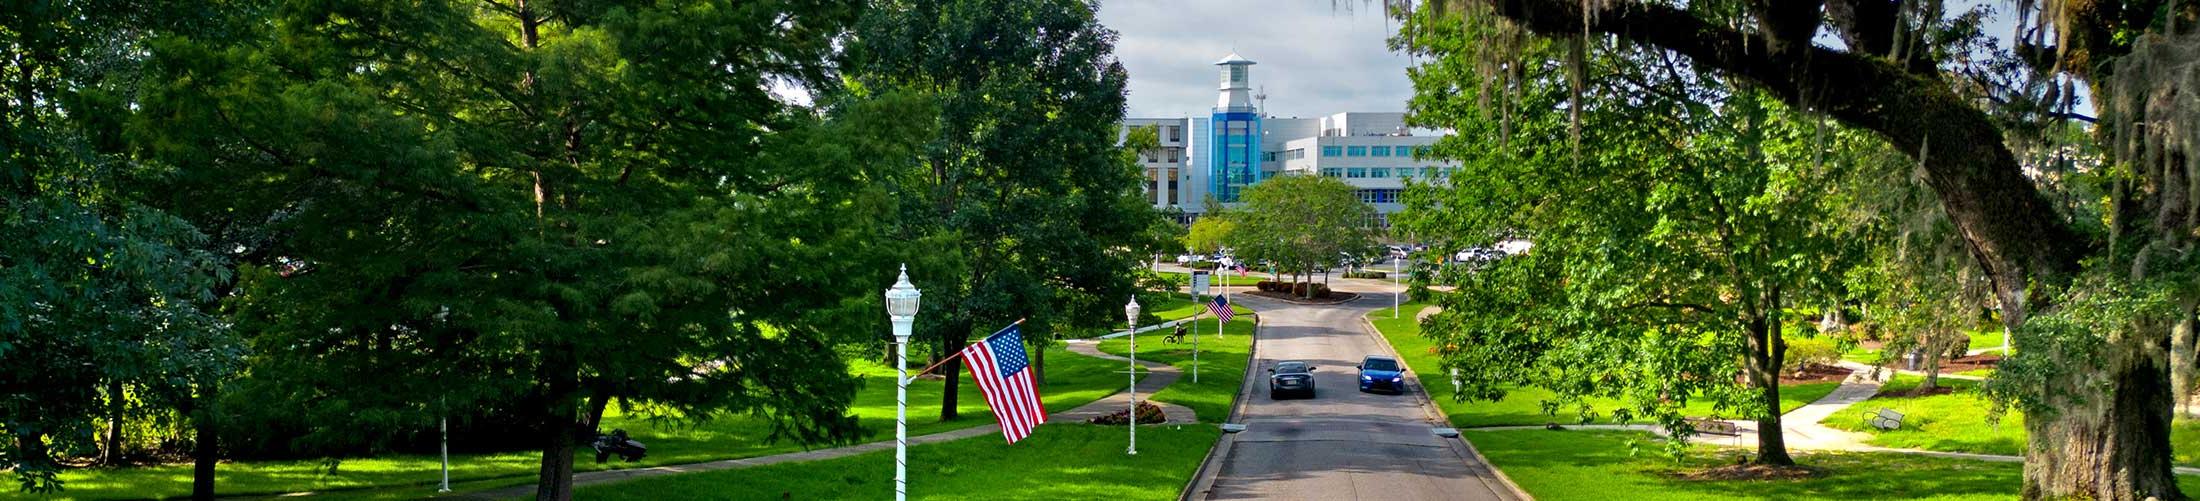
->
[[1124, 296, 1142, 455], [885, 265, 922, 501]]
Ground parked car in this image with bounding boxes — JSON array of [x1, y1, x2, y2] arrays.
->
[[1268, 360, 1317, 399], [1175, 254, 1198, 263], [1357, 356, 1405, 394]]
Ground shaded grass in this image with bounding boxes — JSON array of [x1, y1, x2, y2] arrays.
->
[[575, 424, 1219, 500], [1468, 428, 2200, 500], [1368, 303, 1841, 428], [1823, 374, 2200, 467], [41, 346, 1129, 500], [1094, 312, 1256, 422]]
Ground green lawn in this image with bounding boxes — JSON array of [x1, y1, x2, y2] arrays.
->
[[1144, 294, 1249, 325], [1368, 303, 1839, 428], [1469, 428, 2200, 500], [1095, 311, 1256, 422], [40, 346, 1130, 500], [1966, 328, 2007, 352], [575, 424, 1220, 500], [1822, 374, 2200, 467]]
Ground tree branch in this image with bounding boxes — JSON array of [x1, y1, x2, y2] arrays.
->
[[1472, 0, 2089, 323]]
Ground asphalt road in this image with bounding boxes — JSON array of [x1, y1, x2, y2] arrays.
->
[[1192, 280, 1520, 501]]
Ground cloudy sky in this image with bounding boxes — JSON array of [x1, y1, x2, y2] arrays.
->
[[1096, 1, 1415, 120]]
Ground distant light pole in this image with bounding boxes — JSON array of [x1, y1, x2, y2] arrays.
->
[[1394, 252, 1404, 319], [1125, 296, 1142, 455], [885, 266, 922, 501], [437, 409, 450, 493]]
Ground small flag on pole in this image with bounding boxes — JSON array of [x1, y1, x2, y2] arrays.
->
[[959, 323, 1047, 444], [1207, 295, 1234, 324]]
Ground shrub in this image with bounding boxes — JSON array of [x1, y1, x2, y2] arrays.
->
[[1342, 270, 1388, 279], [1289, 282, 1331, 298], [1187, 260, 1220, 270], [1783, 337, 1842, 373], [1255, 281, 1284, 293]]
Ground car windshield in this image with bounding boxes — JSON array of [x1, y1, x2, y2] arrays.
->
[[1274, 362, 1309, 374], [1362, 358, 1399, 372]]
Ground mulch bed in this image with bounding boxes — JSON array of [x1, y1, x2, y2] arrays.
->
[[1781, 364, 1855, 385], [1243, 290, 1360, 304], [1881, 385, 1957, 398], [1936, 353, 2002, 373], [1676, 463, 1824, 481]]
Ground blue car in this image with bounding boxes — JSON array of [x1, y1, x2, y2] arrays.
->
[[1357, 356, 1405, 394]]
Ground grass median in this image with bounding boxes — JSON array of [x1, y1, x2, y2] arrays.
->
[[574, 424, 1220, 500], [1822, 374, 2200, 467], [1094, 308, 1256, 422], [43, 346, 1128, 500]]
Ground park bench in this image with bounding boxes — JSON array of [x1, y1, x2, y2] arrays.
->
[[1683, 417, 1740, 436], [1865, 408, 1905, 430]]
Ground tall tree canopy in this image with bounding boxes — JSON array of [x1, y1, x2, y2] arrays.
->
[[1397, 0, 2197, 497], [128, 1, 929, 498], [1226, 174, 1380, 296], [2, 1, 244, 493], [842, 0, 1161, 418]]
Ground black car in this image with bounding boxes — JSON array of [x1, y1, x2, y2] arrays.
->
[[1268, 360, 1317, 399]]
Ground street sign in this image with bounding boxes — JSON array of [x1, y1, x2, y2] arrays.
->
[[1191, 270, 1210, 296]]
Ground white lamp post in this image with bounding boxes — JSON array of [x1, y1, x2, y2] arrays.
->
[[1394, 252, 1403, 319], [885, 265, 922, 501], [1124, 296, 1142, 455]]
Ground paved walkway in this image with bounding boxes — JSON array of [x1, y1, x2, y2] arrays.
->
[[1058, 339, 1201, 425]]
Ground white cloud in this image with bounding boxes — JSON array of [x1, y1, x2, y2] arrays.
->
[[1098, 0, 1415, 119]]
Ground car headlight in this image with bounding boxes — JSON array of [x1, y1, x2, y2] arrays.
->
[[1361, 375, 1372, 381], [1391, 377, 1402, 383]]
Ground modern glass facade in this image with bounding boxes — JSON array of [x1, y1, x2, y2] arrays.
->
[[1208, 109, 1261, 202]]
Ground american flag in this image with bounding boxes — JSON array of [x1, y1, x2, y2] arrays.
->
[[1207, 295, 1234, 324], [959, 323, 1047, 444]]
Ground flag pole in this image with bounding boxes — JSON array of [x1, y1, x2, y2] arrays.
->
[[1192, 293, 1200, 384], [908, 318, 1027, 379]]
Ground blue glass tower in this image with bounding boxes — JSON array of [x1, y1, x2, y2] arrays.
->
[[1209, 53, 1262, 203]]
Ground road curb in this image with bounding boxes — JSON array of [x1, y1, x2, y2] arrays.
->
[[1357, 312, 1534, 501], [1178, 313, 1263, 501]]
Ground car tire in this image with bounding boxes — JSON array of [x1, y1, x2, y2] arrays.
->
[[1269, 389, 1280, 400]]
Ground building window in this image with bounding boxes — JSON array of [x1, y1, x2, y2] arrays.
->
[[1321, 168, 1343, 177], [1322, 146, 1342, 157], [1370, 168, 1389, 178], [1347, 167, 1368, 178], [1397, 169, 1414, 179], [1347, 146, 1368, 157], [1354, 189, 1402, 204], [1415, 146, 1433, 156], [1166, 147, 1181, 163], [1167, 168, 1180, 205], [1168, 126, 1182, 142], [1372, 146, 1391, 157]]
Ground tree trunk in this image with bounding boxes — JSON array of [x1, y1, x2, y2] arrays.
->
[[191, 384, 218, 501], [1920, 344, 1942, 391], [1033, 343, 1047, 386], [102, 379, 124, 465], [1741, 315, 1794, 466], [939, 322, 969, 421], [2021, 341, 2179, 501], [2173, 312, 2197, 418], [534, 422, 578, 501]]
